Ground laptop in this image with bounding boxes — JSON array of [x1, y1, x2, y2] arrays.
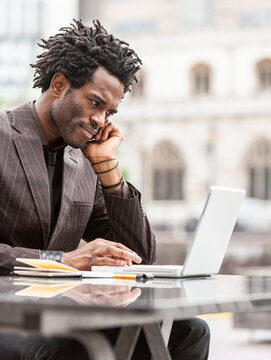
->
[[92, 186, 246, 278]]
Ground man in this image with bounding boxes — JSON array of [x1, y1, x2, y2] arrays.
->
[[0, 19, 210, 359]]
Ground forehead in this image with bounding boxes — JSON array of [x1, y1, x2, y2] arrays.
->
[[80, 66, 124, 105]]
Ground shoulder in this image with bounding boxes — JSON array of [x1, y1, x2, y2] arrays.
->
[[0, 103, 34, 140], [0, 109, 11, 136], [0, 109, 9, 123]]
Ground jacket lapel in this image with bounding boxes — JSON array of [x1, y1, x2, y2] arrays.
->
[[48, 147, 80, 247], [11, 104, 51, 246]]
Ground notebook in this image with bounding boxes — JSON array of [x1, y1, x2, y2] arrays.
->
[[14, 258, 114, 278], [92, 186, 246, 278]]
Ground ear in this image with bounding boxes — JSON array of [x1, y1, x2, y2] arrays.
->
[[50, 73, 70, 98]]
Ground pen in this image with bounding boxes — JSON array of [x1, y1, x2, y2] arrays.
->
[[113, 273, 154, 281], [87, 138, 103, 143]]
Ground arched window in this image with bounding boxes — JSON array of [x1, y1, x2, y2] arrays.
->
[[152, 142, 184, 200], [191, 63, 211, 95], [247, 140, 271, 200], [130, 69, 145, 98], [256, 59, 271, 92]]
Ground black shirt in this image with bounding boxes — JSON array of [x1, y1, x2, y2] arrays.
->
[[29, 102, 65, 238]]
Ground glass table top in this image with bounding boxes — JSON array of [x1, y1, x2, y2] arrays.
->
[[0, 274, 271, 312]]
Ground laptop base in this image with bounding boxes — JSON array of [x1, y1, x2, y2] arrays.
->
[[91, 265, 212, 278]]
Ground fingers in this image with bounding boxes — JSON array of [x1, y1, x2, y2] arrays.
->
[[94, 285, 131, 296], [94, 126, 103, 141], [100, 122, 114, 142], [104, 247, 141, 264], [63, 285, 141, 307], [110, 242, 142, 263], [64, 238, 142, 270], [92, 287, 141, 307], [95, 122, 122, 142], [91, 257, 129, 267], [109, 256, 133, 266], [93, 287, 141, 307], [113, 288, 142, 307], [93, 239, 142, 264]]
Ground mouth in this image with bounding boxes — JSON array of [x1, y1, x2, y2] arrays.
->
[[80, 126, 96, 141]]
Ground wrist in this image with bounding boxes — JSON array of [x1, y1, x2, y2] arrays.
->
[[91, 158, 116, 174], [62, 253, 73, 267], [89, 155, 114, 164], [91, 158, 124, 190], [99, 176, 125, 191], [98, 167, 124, 190]]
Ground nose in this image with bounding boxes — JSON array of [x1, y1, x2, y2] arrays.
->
[[91, 111, 106, 129]]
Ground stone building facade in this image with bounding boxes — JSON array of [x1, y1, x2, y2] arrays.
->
[[115, 30, 271, 230], [2, 0, 271, 231]]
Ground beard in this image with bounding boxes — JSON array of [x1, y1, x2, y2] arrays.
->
[[50, 90, 87, 148]]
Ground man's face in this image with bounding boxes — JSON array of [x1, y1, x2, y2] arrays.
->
[[50, 66, 124, 148]]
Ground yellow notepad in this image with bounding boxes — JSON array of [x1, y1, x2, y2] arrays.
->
[[15, 283, 78, 298], [14, 258, 116, 278], [16, 258, 79, 272], [14, 258, 81, 277]]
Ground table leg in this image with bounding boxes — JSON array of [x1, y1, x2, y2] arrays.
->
[[161, 318, 173, 346], [70, 330, 116, 360], [143, 323, 172, 360], [115, 325, 141, 360]]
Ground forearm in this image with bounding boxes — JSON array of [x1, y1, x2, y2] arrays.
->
[[84, 182, 157, 264], [0, 243, 40, 275], [103, 184, 157, 264], [82, 132, 157, 263], [91, 157, 135, 198], [92, 158, 124, 190]]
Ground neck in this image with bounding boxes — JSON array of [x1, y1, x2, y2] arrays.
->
[[35, 94, 62, 146]]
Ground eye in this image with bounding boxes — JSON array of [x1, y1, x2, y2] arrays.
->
[[106, 111, 114, 118], [89, 98, 99, 106]]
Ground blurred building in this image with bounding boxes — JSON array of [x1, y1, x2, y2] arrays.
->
[[0, 0, 78, 104], [1, 0, 271, 233], [79, 0, 271, 232]]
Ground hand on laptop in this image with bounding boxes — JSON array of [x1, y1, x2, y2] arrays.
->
[[62, 238, 142, 270]]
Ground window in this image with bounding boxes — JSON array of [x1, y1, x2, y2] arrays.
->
[[179, 0, 213, 29], [152, 142, 184, 200], [257, 59, 271, 92], [0, 0, 42, 103], [130, 69, 145, 98], [247, 141, 271, 200], [191, 63, 211, 95]]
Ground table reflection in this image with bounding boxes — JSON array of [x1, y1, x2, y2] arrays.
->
[[62, 284, 141, 307], [7, 275, 271, 312], [13, 278, 141, 307]]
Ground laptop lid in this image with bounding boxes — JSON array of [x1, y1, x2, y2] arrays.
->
[[182, 186, 246, 276]]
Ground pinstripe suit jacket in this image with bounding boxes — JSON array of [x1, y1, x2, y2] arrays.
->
[[0, 103, 156, 274]]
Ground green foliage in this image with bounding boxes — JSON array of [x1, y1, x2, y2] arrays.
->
[[121, 168, 129, 182]]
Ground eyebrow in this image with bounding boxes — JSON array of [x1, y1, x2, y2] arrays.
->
[[93, 94, 107, 105], [92, 94, 118, 114]]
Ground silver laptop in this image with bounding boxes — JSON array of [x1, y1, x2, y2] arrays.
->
[[92, 186, 246, 278]]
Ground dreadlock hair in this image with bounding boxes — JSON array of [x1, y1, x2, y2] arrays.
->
[[31, 19, 142, 93]]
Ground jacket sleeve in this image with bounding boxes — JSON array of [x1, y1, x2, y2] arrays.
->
[[82, 182, 157, 265], [0, 244, 40, 275]]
